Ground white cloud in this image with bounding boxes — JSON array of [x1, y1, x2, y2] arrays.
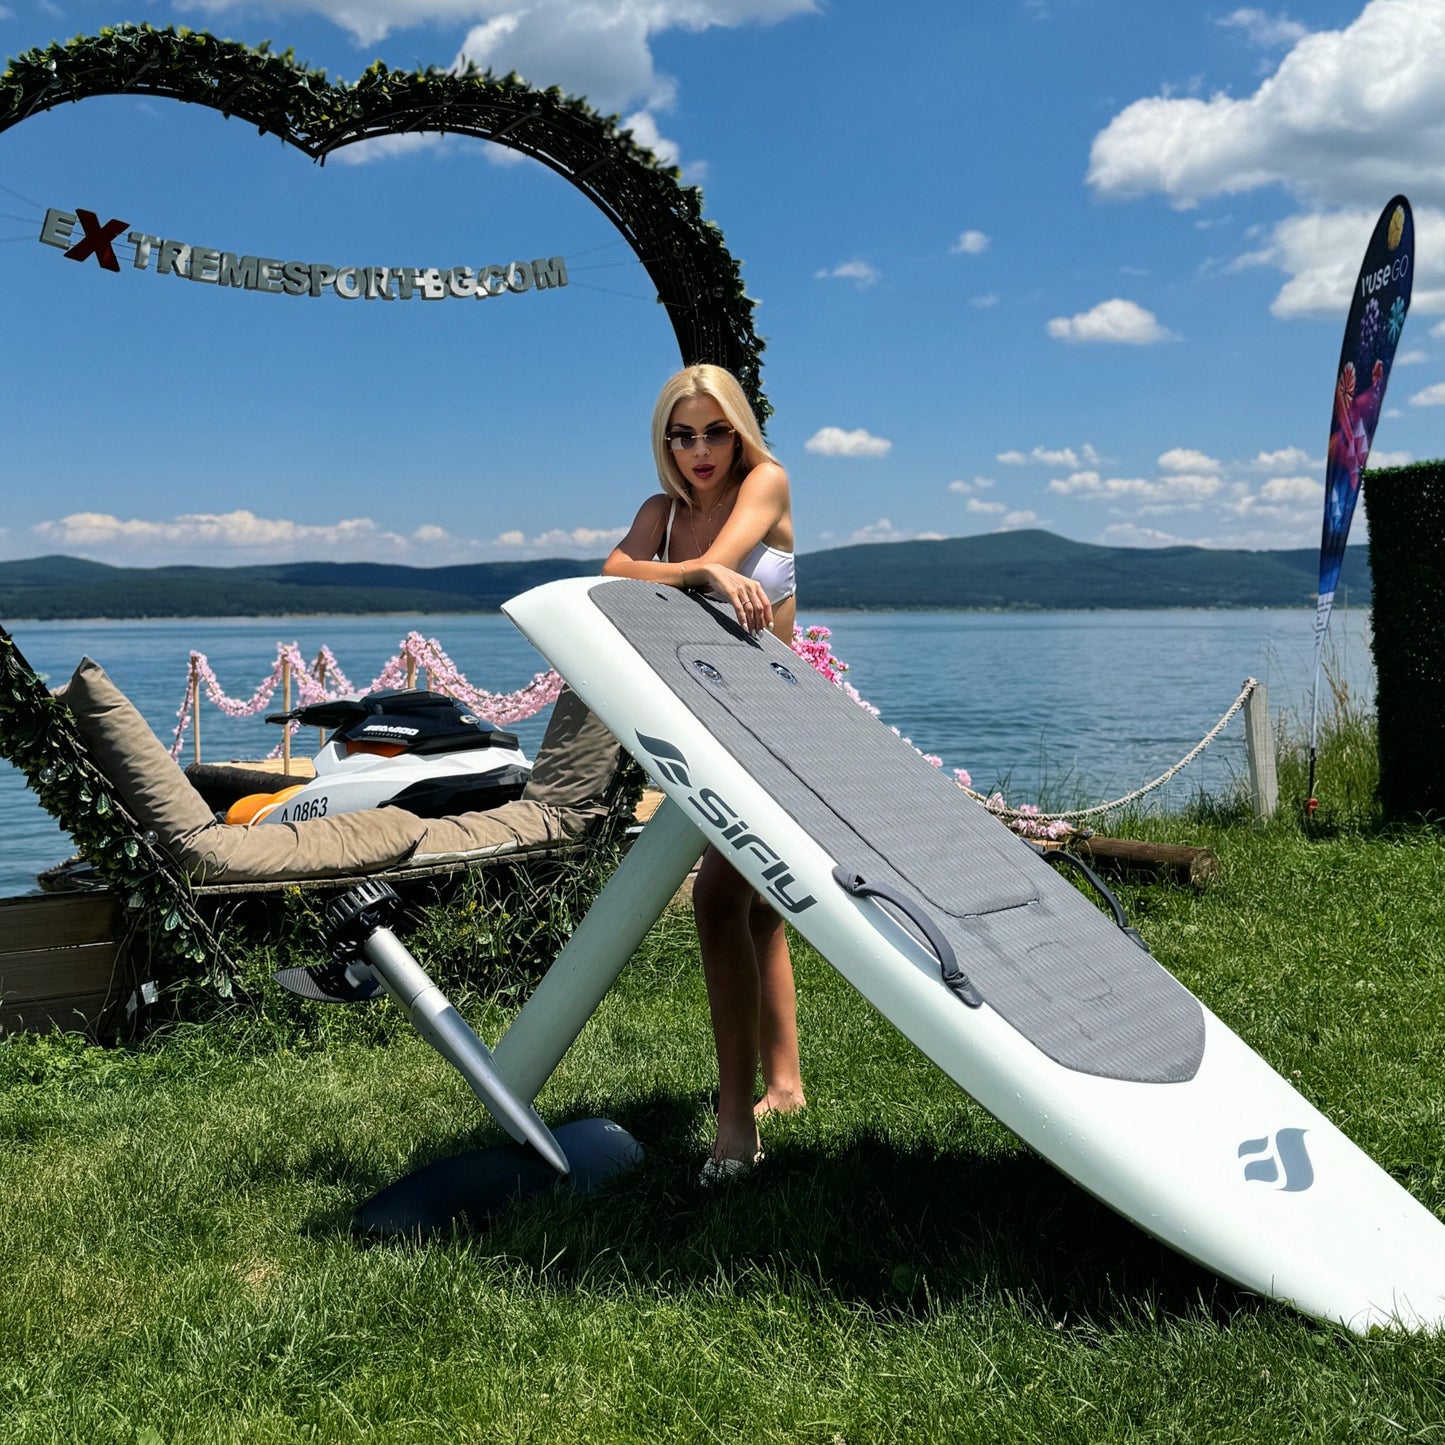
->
[[1410, 382, 1445, 406], [34, 509, 422, 561], [1097, 523, 1189, 547], [498, 524, 627, 554], [620, 110, 682, 169], [28, 509, 624, 565], [805, 426, 892, 457], [948, 477, 996, 494], [815, 258, 881, 289], [1048, 469, 1223, 506], [1216, 8, 1308, 48], [1367, 448, 1413, 467], [999, 510, 1039, 529], [1158, 447, 1223, 474], [1250, 446, 1315, 471], [1046, 298, 1175, 344], [848, 518, 909, 544], [178, 0, 816, 108], [1395, 348, 1428, 365], [966, 498, 1006, 515], [996, 444, 1101, 467], [1089, 0, 1445, 211], [1004, 436, 1358, 548], [1258, 474, 1320, 503], [331, 132, 478, 166], [1232, 205, 1445, 319], [951, 229, 989, 254], [970, 293, 1000, 308]]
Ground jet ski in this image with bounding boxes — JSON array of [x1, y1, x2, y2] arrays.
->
[[225, 689, 532, 826]]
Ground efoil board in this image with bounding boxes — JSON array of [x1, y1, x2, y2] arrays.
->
[[504, 577, 1445, 1331]]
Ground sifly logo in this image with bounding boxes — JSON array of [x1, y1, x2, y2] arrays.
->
[[635, 730, 816, 916], [637, 731, 692, 789], [1238, 1128, 1314, 1193]]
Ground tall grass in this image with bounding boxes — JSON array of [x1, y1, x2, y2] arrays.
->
[[5, 704, 1445, 1442]]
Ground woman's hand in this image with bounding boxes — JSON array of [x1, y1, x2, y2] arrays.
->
[[693, 561, 772, 633]]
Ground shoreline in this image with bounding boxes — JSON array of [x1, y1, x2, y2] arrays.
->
[[4, 601, 1371, 625]]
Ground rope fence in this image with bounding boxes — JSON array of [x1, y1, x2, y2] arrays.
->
[[963, 678, 1266, 825]]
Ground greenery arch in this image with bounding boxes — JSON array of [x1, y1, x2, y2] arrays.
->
[[0, 23, 769, 419], [0, 24, 768, 1014]]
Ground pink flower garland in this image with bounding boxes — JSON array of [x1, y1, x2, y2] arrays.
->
[[170, 635, 566, 760], [169, 623, 1065, 838]]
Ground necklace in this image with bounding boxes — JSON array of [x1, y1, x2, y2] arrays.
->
[[689, 481, 737, 552]]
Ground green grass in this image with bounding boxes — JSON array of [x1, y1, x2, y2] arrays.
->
[[5, 710, 1445, 1442]]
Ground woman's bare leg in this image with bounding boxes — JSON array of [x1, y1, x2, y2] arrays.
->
[[750, 899, 806, 1117], [693, 846, 763, 1162]]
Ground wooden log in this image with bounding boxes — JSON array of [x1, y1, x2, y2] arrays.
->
[[1069, 835, 1219, 889]]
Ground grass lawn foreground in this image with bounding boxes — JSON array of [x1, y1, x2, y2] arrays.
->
[[3, 706, 1445, 1442]]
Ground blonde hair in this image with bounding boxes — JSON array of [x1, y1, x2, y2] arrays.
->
[[651, 364, 777, 505]]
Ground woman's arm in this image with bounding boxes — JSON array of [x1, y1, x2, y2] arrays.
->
[[604, 494, 734, 596], [602, 466, 790, 634], [601, 494, 681, 580], [681, 462, 790, 632]]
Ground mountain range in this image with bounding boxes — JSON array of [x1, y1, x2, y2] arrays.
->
[[0, 531, 1369, 620]]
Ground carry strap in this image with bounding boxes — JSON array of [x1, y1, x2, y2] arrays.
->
[[1027, 843, 1153, 955], [832, 867, 984, 1008]]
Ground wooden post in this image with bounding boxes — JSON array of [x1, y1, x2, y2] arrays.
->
[[191, 665, 201, 767], [1243, 677, 1278, 820], [315, 653, 328, 750], [281, 654, 292, 776], [405, 653, 417, 691]]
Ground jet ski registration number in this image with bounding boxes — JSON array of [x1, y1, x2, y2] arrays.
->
[[281, 796, 329, 822]]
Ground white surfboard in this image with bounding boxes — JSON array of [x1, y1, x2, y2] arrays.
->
[[503, 576, 1445, 1332]]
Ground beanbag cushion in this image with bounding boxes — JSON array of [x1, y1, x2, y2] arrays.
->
[[55, 665, 623, 885]]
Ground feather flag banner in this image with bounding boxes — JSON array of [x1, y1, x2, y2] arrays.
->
[[1309, 195, 1413, 809]]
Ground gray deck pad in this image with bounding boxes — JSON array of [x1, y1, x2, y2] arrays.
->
[[593, 582, 1204, 1084]]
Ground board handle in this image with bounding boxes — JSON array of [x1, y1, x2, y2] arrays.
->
[[1027, 844, 1152, 955], [831, 867, 984, 1009]]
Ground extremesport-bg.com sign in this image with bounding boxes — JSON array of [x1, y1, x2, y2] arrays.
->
[[38, 205, 568, 302]]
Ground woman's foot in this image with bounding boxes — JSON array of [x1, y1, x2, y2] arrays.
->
[[754, 1087, 807, 1119], [698, 1149, 765, 1188]]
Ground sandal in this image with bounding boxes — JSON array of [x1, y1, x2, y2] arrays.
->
[[698, 1149, 765, 1187]]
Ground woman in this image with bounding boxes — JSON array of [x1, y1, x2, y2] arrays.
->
[[603, 364, 805, 1180]]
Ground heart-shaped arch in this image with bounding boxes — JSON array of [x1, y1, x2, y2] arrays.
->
[[0, 23, 770, 420], [0, 24, 772, 1006]]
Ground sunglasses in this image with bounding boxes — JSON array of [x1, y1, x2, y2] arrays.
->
[[667, 425, 736, 452]]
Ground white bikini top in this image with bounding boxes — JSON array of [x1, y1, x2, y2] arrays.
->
[[662, 498, 797, 605]]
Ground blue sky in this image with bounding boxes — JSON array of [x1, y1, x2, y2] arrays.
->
[[2, 0, 1444, 567]]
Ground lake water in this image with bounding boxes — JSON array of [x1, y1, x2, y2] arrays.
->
[[0, 606, 1375, 897]]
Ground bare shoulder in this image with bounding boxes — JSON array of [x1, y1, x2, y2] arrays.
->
[[741, 459, 790, 498], [634, 492, 672, 523]]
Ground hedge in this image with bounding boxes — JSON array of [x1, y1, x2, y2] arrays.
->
[[1362, 461, 1445, 820]]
